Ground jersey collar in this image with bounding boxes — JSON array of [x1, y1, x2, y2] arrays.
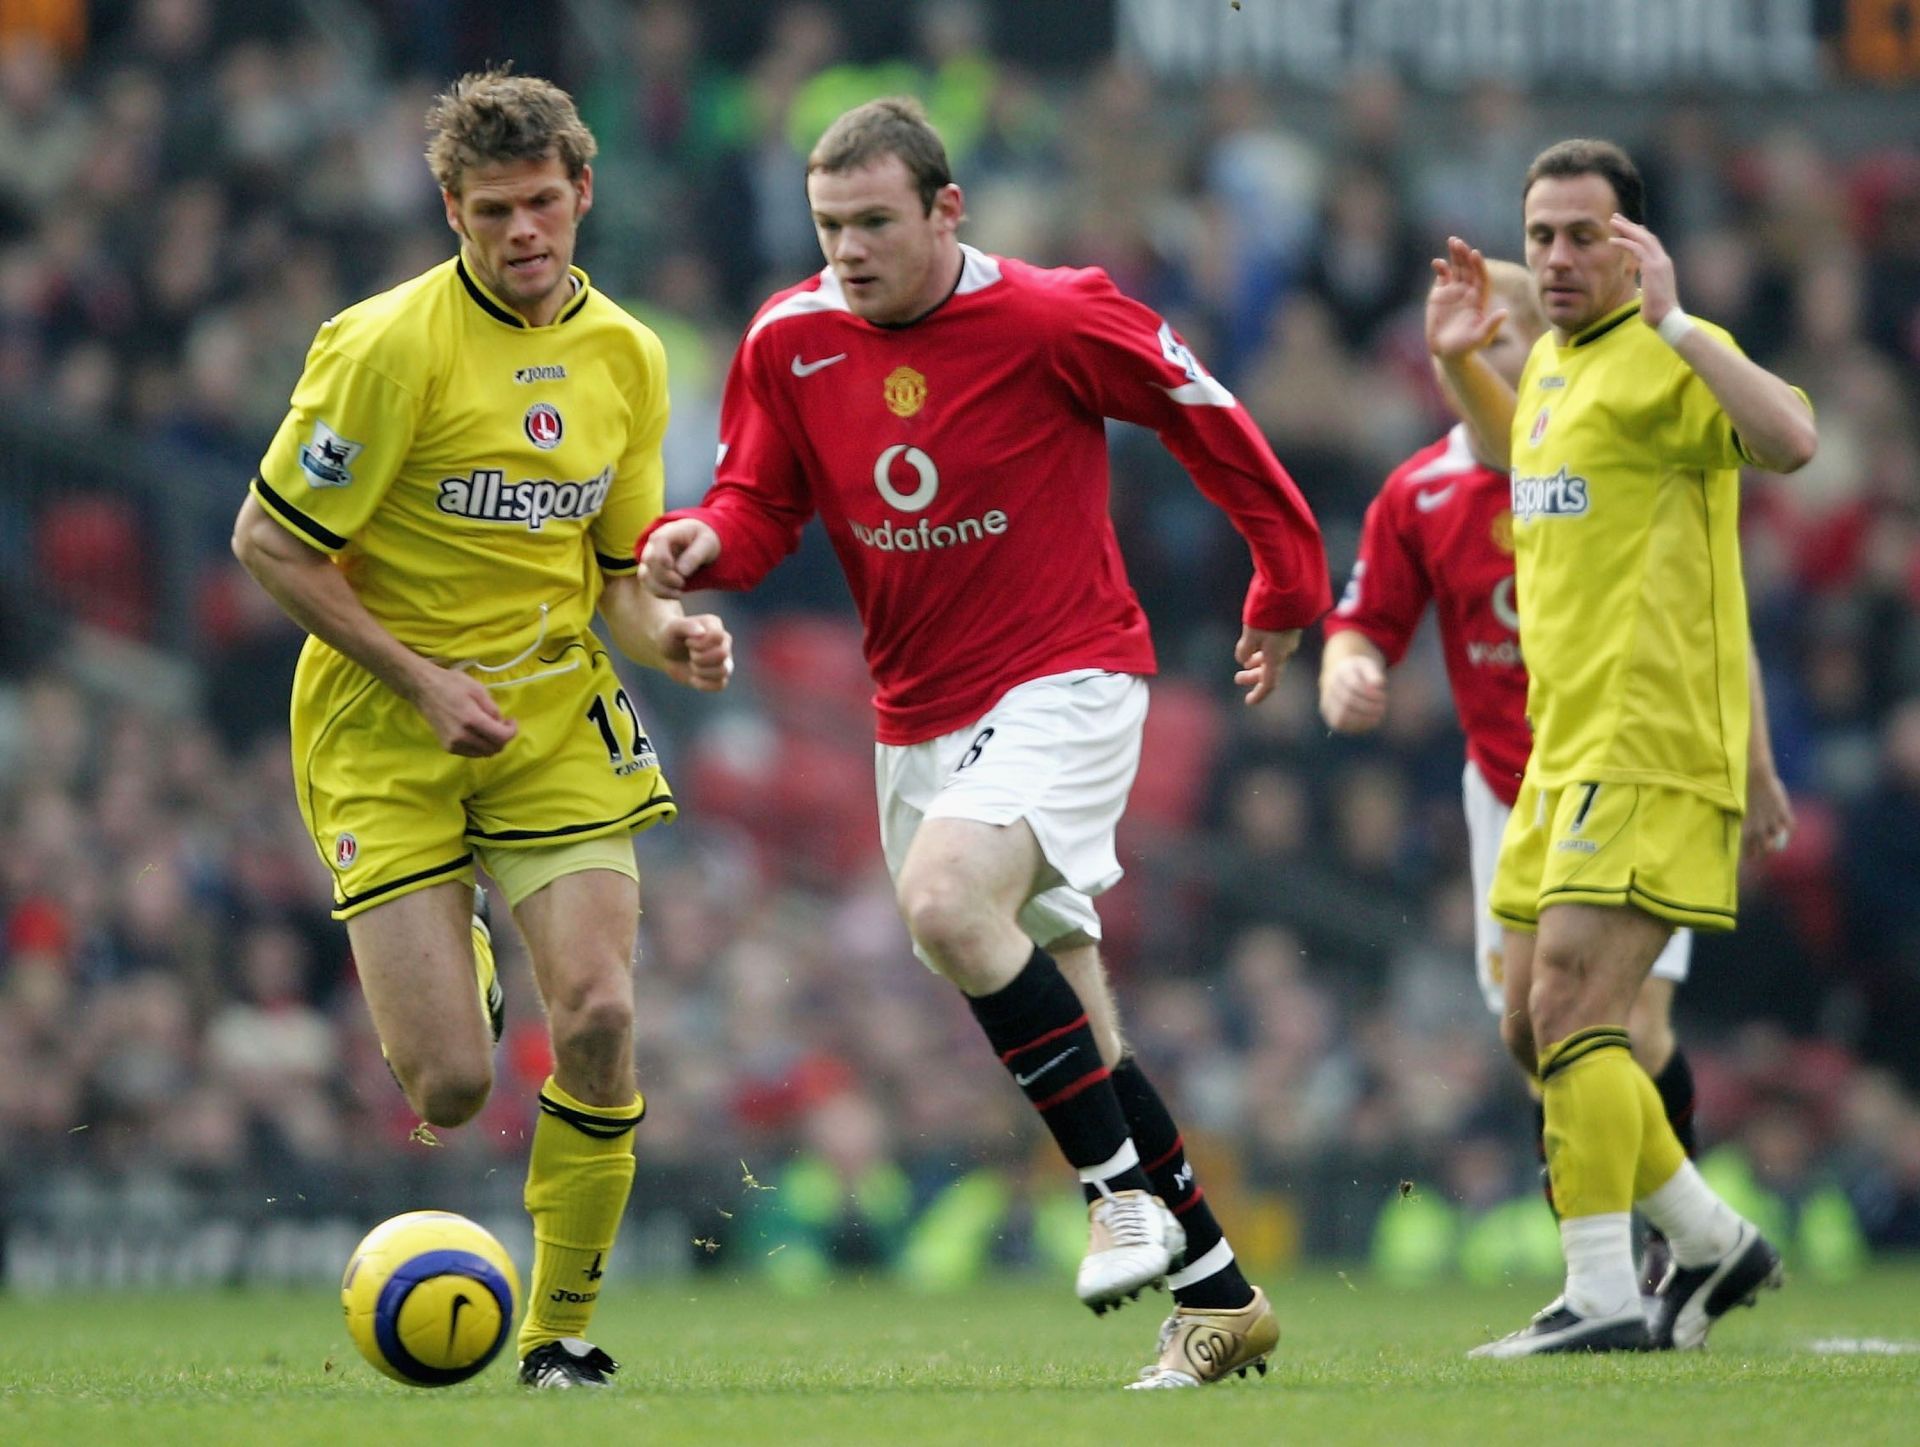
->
[[456, 255, 593, 329], [873, 251, 967, 331], [856, 246, 1003, 331], [1568, 297, 1642, 349]]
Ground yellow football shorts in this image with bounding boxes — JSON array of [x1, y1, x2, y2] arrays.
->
[[291, 632, 676, 919], [1488, 776, 1739, 935]]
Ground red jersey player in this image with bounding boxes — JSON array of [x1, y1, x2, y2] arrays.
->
[[641, 97, 1327, 1388]]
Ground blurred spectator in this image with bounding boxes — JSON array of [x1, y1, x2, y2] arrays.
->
[[740, 1080, 913, 1292], [1409, 82, 1542, 248], [0, 35, 90, 225], [1841, 699, 1920, 1083], [203, 922, 340, 1166], [1296, 162, 1426, 355]]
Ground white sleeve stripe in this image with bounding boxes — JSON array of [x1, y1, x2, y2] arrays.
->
[[956, 245, 1004, 294], [1405, 423, 1478, 483], [745, 276, 851, 341], [1163, 377, 1237, 407]]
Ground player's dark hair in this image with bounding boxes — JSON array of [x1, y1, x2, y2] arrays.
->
[[426, 67, 598, 196], [808, 96, 952, 215], [1522, 138, 1645, 225]]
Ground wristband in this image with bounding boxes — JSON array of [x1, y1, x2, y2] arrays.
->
[[1655, 308, 1697, 348]]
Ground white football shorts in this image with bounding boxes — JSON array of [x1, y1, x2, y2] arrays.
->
[[876, 669, 1148, 968], [1464, 759, 1691, 1015]]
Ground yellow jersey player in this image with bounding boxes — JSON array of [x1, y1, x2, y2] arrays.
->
[[231, 69, 732, 1389], [1429, 139, 1816, 1356]]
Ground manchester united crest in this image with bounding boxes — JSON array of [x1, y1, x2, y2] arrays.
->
[[1491, 509, 1515, 554], [884, 366, 926, 418]]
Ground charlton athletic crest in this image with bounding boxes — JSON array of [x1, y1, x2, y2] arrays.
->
[[335, 833, 358, 868], [1530, 407, 1550, 445], [525, 402, 564, 449]]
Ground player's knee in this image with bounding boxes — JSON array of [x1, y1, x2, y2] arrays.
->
[[1526, 954, 1585, 1044], [898, 878, 995, 975], [409, 1062, 494, 1128], [548, 982, 634, 1065]]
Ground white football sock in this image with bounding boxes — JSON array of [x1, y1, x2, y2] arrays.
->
[[1637, 1160, 1745, 1267], [1560, 1213, 1639, 1319]]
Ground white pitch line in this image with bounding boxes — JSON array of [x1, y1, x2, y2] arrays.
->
[[1807, 1337, 1920, 1355]]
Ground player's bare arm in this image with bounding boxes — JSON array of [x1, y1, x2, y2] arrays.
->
[[1609, 215, 1817, 474], [230, 493, 518, 757], [1427, 237, 1517, 469], [597, 573, 733, 692], [637, 517, 721, 600], [1318, 629, 1390, 733], [1233, 626, 1302, 707], [1742, 639, 1796, 859]]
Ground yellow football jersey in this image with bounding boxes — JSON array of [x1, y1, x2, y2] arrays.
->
[[252, 256, 668, 663], [1508, 299, 1784, 814]]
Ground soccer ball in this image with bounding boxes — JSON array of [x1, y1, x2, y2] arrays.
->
[[341, 1210, 521, 1387]]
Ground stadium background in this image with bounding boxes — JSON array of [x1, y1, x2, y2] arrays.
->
[[1, 0, 1917, 1298]]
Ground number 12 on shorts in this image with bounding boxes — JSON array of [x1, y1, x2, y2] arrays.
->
[[586, 688, 658, 777]]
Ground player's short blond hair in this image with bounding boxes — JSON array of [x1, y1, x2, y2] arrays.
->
[[425, 68, 597, 196], [1486, 259, 1548, 340], [808, 96, 953, 215]]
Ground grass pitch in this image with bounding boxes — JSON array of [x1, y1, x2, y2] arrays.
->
[[3, 1267, 1917, 1446]]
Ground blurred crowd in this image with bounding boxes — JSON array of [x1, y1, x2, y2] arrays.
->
[[3, 0, 1920, 1277]]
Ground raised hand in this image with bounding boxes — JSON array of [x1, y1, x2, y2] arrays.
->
[[1427, 236, 1509, 360], [1607, 214, 1679, 327]]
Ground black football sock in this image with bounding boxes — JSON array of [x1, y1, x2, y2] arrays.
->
[[1110, 1056, 1254, 1310], [1640, 1047, 1698, 1273], [966, 947, 1151, 1199], [1652, 1047, 1698, 1157]]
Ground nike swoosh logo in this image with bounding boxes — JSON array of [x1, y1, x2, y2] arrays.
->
[[447, 1292, 470, 1352], [1414, 484, 1457, 512], [1013, 1047, 1077, 1088], [791, 352, 848, 377]]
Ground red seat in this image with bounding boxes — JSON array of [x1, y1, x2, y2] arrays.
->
[[751, 614, 873, 738], [683, 721, 877, 886], [1126, 678, 1223, 833], [35, 494, 152, 638]]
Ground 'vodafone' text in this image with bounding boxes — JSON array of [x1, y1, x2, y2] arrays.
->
[[850, 510, 1008, 552]]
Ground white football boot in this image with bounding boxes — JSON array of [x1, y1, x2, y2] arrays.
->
[[1077, 1188, 1185, 1314]]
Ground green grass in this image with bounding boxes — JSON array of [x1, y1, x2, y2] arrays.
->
[[4, 1268, 1918, 1446]]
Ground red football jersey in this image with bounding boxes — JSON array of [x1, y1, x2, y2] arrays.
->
[[644, 247, 1329, 744], [1327, 425, 1531, 804]]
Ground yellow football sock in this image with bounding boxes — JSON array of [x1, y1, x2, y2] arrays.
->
[[1631, 1062, 1688, 1200], [517, 1076, 644, 1359], [1538, 1027, 1640, 1219], [472, 916, 497, 1027]]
